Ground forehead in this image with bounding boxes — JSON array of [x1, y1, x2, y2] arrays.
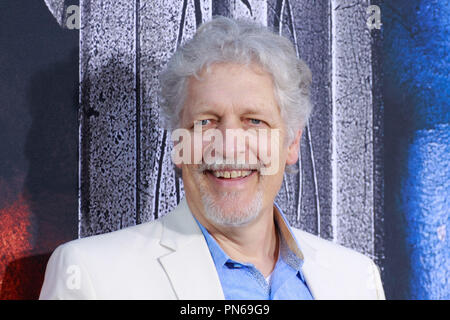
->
[[183, 62, 278, 117]]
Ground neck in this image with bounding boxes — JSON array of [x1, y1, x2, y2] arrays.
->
[[194, 203, 280, 277]]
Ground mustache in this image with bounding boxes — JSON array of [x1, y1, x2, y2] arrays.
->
[[196, 161, 263, 172]]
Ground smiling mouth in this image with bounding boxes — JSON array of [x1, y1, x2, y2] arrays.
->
[[204, 169, 258, 180]]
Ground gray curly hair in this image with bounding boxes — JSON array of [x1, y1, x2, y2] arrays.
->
[[158, 16, 312, 147]]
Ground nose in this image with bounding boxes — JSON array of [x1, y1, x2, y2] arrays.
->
[[217, 117, 247, 164]]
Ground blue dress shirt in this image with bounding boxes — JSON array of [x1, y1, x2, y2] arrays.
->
[[194, 202, 314, 300]]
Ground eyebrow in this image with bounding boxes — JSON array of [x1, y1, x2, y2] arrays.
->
[[190, 102, 271, 118]]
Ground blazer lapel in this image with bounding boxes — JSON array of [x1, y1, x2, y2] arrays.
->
[[296, 233, 339, 300], [302, 258, 337, 300], [158, 197, 224, 300]]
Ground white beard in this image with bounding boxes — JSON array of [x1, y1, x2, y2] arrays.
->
[[198, 180, 264, 227]]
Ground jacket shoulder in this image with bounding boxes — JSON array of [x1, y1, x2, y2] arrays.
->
[[66, 218, 163, 251], [292, 227, 373, 264], [291, 228, 385, 299], [40, 218, 170, 299]]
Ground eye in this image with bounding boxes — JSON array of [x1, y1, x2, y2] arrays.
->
[[249, 118, 262, 125], [195, 119, 211, 126]]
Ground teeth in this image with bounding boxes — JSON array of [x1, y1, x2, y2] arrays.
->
[[211, 170, 253, 179], [212, 171, 222, 178], [242, 170, 251, 177]]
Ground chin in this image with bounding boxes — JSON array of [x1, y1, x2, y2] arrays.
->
[[200, 188, 264, 227]]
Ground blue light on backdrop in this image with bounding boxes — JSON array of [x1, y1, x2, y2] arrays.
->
[[383, 0, 449, 299]]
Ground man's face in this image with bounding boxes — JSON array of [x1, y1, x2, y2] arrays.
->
[[176, 62, 301, 227]]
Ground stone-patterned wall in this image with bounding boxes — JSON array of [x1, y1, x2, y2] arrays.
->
[[75, 0, 383, 265]]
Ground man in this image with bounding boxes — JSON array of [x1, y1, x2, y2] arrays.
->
[[40, 16, 385, 300]]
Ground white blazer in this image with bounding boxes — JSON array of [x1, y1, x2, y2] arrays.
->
[[39, 197, 385, 300]]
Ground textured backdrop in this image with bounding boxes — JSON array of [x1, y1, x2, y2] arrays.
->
[[39, 0, 450, 299], [76, 0, 383, 265]]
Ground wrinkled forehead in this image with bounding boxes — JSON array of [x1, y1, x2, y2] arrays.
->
[[182, 62, 280, 120]]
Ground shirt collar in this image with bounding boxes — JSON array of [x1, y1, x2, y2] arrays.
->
[[194, 202, 305, 271]]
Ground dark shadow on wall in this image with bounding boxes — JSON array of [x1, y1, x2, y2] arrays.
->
[[381, 2, 416, 298], [0, 254, 51, 300], [0, 48, 79, 300], [78, 54, 139, 236], [383, 92, 414, 300]]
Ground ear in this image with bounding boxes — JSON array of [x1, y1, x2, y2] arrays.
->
[[286, 129, 302, 165]]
